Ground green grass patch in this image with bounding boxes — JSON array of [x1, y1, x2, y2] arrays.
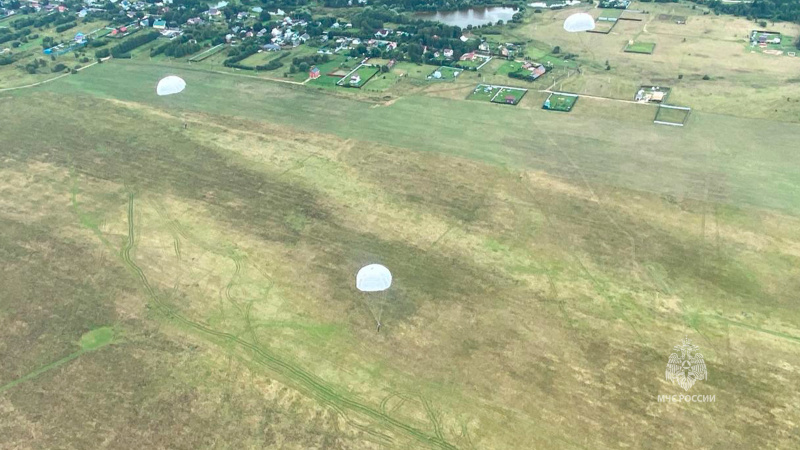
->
[[543, 92, 578, 112], [80, 326, 115, 350], [624, 41, 656, 54], [599, 9, 623, 20], [490, 87, 527, 105], [426, 65, 462, 81], [337, 64, 380, 88]]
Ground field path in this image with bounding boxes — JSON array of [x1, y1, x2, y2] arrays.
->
[[0, 62, 98, 92], [107, 192, 459, 449]]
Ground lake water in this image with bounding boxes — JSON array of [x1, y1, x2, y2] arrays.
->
[[415, 7, 519, 28]]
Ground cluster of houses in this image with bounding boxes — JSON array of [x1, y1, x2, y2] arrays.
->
[[598, 0, 630, 8], [529, 0, 582, 9], [476, 41, 519, 59], [263, 15, 311, 47]]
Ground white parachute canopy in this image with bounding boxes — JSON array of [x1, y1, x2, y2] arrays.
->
[[356, 264, 392, 292], [156, 75, 186, 96], [563, 13, 595, 32]]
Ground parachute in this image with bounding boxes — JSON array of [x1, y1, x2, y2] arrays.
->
[[563, 13, 595, 33], [156, 75, 186, 96], [356, 264, 392, 331], [356, 264, 392, 292]]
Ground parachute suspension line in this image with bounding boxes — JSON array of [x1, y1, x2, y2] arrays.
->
[[577, 33, 596, 62], [356, 264, 392, 332]]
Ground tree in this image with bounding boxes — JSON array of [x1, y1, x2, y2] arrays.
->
[[298, 61, 309, 72], [381, 64, 389, 72]]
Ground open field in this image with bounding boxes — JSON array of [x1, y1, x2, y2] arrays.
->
[[2, 59, 800, 448]]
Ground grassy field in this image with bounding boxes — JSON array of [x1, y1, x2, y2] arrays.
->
[[427, 65, 462, 81], [1, 59, 800, 449]]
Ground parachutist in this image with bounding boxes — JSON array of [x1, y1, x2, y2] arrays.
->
[[183, 122, 188, 129], [377, 322, 381, 333]]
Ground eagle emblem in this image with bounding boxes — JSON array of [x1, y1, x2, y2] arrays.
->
[[665, 337, 707, 391]]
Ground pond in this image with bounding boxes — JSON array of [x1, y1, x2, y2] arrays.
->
[[415, 7, 519, 28]]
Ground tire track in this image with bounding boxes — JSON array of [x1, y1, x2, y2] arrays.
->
[[119, 194, 457, 449]]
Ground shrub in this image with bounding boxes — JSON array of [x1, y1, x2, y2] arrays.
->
[[52, 63, 67, 72], [55, 22, 77, 34], [702, 74, 710, 80]]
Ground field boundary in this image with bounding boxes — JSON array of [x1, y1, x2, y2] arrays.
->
[[654, 104, 691, 126], [543, 91, 579, 112], [336, 63, 380, 88]]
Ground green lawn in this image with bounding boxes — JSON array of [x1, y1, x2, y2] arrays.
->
[[455, 58, 483, 69], [490, 87, 527, 105], [426, 65, 462, 81], [240, 50, 283, 67], [497, 60, 524, 77], [598, 9, 623, 20], [543, 92, 578, 111], [337, 64, 379, 87], [624, 41, 657, 54], [307, 55, 355, 88], [468, 83, 501, 102], [361, 70, 401, 91]]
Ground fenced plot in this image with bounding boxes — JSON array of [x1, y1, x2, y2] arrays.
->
[[336, 64, 380, 88], [468, 84, 528, 106], [654, 105, 691, 126], [490, 87, 528, 105], [598, 9, 623, 22], [427, 65, 462, 81], [543, 92, 578, 112], [588, 20, 617, 34], [455, 54, 492, 70], [624, 41, 656, 54]]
